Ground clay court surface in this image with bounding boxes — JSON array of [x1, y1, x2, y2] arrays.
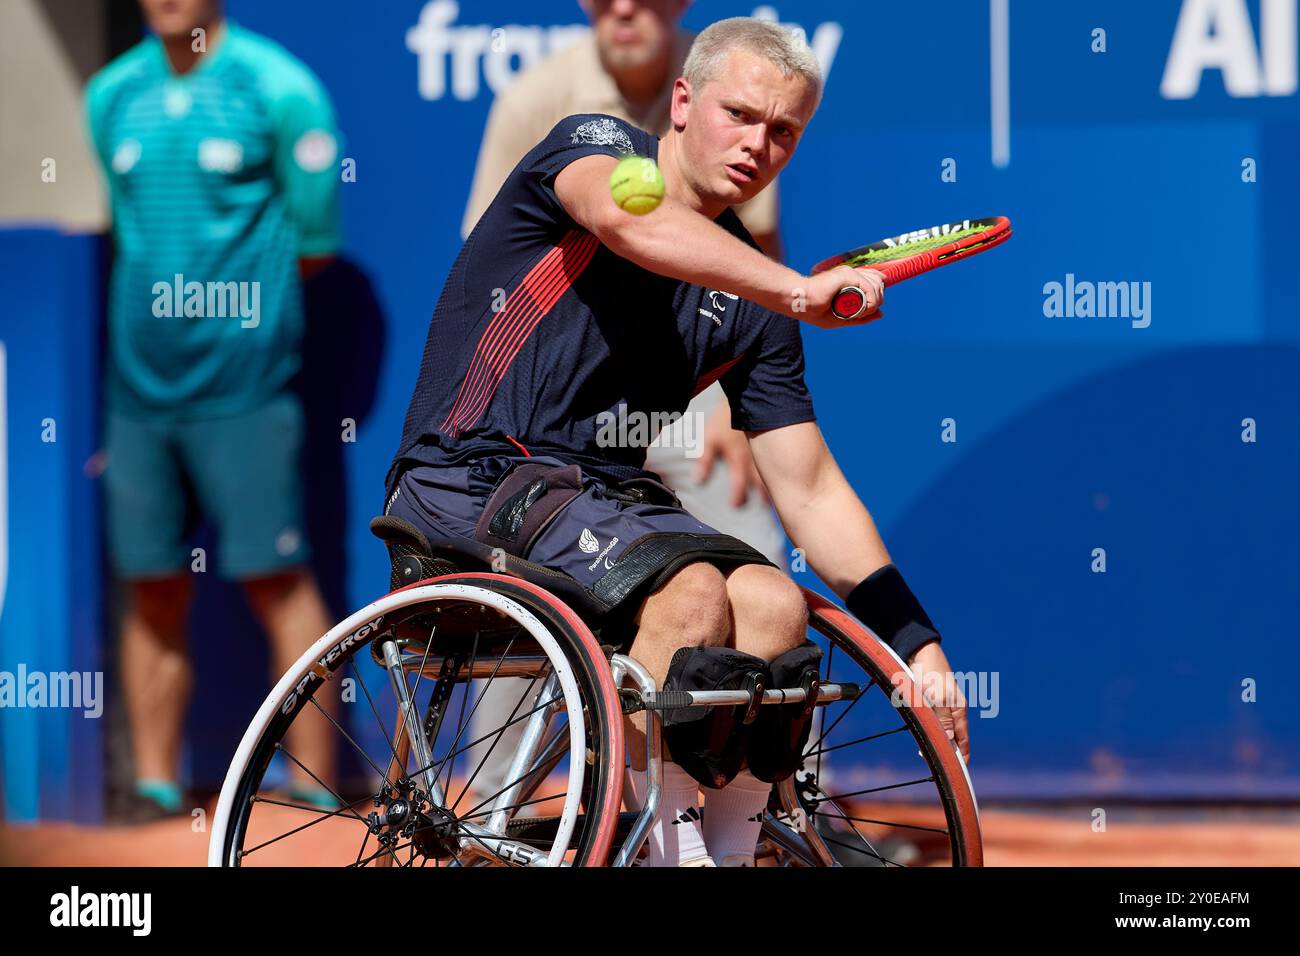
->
[[4, 789, 1297, 866]]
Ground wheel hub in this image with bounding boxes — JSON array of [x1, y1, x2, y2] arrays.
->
[[367, 779, 464, 861]]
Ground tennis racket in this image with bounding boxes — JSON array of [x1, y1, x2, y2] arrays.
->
[[813, 215, 1012, 320]]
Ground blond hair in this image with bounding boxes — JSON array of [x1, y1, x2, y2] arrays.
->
[[683, 17, 822, 104]]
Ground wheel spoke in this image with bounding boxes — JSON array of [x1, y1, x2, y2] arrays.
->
[[458, 789, 565, 822], [354, 827, 373, 866], [405, 690, 559, 797], [353, 838, 415, 868], [305, 693, 399, 791], [241, 746, 405, 865], [443, 631, 482, 794], [405, 619, 441, 712], [815, 808, 949, 837], [224, 587, 621, 868], [239, 794, 373, 857], [449, 679, 548, 809], [275, 743, 373, 825], [419, 653, 465, 778], [252, 794, 363, 816], [816, 775, 937, 802], [417, 634, 524, 801], [805, 675, 876, 757], [350, 656, 405, 771], [803, 723, 910, 759], [818, 833, 900, 867], [458, 750, 566, 821]]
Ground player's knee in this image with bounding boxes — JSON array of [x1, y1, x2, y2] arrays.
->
[[762, 579, 809, 654], [643, 561, 731, 646], [729, 568, 808, 657]]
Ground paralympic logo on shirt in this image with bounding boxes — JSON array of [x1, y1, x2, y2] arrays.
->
[[595, 406, 707, 459], [151, 273, 261, 329]]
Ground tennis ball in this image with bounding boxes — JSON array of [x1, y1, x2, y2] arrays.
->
[[609, 156, 665, 215]]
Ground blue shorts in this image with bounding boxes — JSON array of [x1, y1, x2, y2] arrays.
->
[[385, 454, 773, 619], [103, 393, 310, 580]]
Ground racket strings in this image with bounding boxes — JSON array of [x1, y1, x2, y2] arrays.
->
[[844, 223, 996, 267]]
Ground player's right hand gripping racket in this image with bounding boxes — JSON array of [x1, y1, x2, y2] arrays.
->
[[813, 215, 1012, 320]]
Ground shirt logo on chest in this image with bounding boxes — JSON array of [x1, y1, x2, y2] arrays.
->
[[698, 289, 738, 327]]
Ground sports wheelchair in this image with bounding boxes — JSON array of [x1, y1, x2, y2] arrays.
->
[[208, 515, 982, 867]]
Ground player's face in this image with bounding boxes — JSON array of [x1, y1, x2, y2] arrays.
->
[[584, 0, 688, 72], [138, 0, 221, 40], [678, 49, 818, 206]]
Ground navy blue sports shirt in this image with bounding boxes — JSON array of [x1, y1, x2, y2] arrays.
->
[[386, 113, 816, 494]]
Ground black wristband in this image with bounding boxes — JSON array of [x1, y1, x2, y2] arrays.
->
[[844, 564, 941, 661]]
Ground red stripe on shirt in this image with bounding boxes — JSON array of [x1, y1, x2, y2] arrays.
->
[[692, 353, 747, 398], [449, 233, 594, 432], [440, 238, 576, 433], [440, 230, 599, 436], [447, 231, 599, 434]]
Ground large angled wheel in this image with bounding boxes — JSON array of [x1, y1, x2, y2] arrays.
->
[[761, 589, 982, 867], [209, 574, 625, 867]]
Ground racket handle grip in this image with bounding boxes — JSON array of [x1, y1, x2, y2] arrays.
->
[[831, 286, 868, 320]]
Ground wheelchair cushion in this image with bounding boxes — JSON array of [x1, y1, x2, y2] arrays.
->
[[369, 514, 613, 622]]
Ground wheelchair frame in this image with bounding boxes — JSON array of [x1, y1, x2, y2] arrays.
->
[[208, 537, 982, 868]]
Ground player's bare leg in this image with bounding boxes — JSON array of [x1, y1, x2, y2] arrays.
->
[[624, 561, 733, 770], [723, 563, 808, 661], [702, 563, 810, 865], [622, 561, 732, 865]]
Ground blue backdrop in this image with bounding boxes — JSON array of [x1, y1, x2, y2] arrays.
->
[[3, 0, 1296, 818]]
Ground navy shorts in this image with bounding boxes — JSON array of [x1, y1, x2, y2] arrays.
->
[[385, 454, 774, 622]]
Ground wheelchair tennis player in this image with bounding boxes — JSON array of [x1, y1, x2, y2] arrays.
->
[[384, 17, 971, 867]]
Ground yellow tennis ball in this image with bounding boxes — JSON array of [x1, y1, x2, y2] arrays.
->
[[609, 156, 664, 215]]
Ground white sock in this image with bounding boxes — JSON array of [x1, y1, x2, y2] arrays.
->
[[626, 762, 711, 867], [702, 768, 771, 865]]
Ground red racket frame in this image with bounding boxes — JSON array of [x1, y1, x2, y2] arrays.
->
[[814, 215, 1012, 320]]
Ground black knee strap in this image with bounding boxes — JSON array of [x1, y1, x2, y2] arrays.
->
[[746, 642, 823, 783], [660, 646, 771, 790]]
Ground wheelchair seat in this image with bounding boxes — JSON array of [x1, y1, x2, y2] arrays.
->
[[369, 514, 613, 622]]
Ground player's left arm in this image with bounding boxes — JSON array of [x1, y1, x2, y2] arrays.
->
[[265, 64, 344, 276], [747, 421, 890, 593], [749, 421, 971, 759]]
